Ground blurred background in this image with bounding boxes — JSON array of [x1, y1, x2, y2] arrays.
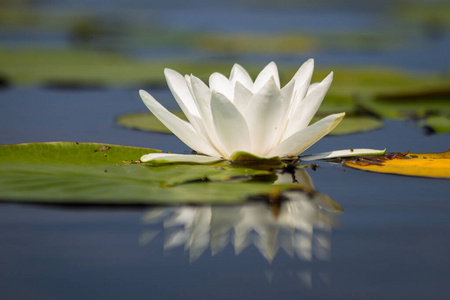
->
[[0, 0, 449, 88]]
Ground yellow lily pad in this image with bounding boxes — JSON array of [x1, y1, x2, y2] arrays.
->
[[344, 150, 450, 179]]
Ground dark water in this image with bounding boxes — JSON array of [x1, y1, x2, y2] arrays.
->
[[1, 88, 449, 299]]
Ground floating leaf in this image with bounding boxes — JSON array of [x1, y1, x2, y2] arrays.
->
[[1, 49, 447, 91], [357, 87, 450, 121], [229, 151, 282, 166], [316, 116, 383, 135], [0, 50, 240, 87], [116, 111, 187, 134], [195, 34, 317, 55], [300, 148, 386, 162], [0, 142, 295, 204], [344, 150, 450, 179], [418, 116, 450, 134], [0, 142, 160, 165]]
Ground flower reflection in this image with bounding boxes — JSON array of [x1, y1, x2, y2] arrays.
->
[[140, 169, 342, 264]]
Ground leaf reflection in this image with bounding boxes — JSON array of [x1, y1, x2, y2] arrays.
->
[[140, 169, 342, 263]]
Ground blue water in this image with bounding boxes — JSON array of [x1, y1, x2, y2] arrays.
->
[[1, 1, 450, 298], [0, 87, 449, 299]]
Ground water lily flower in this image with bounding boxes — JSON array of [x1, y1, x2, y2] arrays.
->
[[139, 60, 382, 163]]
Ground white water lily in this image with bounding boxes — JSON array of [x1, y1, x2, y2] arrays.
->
[[139, 60, 345, 162]]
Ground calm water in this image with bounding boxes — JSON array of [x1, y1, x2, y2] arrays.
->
[[1, 1, 450, 298], [1, 88, 449, 299]]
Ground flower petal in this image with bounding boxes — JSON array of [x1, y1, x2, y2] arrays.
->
[[270, 78, 296, 148], [184, 75, 212, 141], [139, 90, 221, 157], [165, 69, 208, 140], [245, 77, 284, 156], [267, 113, 345, 158], [230, 63, 253, 89], [209, 72, 233, 100], [190, 75, 213, 124], [210, 91, 252, 158], [253, 61, 280, 92], [300, 148, 386, 161], [164, 68, 200, 118], [292, 58, 314, 99], [306, 82, 320, 97], [286, 59, 314, 119], [233, 81, 253, 115], [190, 75, 227, 157], [282, 72, 333, 141], [140, 153, 224, 164]]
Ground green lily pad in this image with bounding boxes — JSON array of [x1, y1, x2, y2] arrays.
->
[[116, 111, 187, 134], [418, 116, 450, 134], [2, 49, 447, 90], [229, 151, 282, 166], [357, 87, 450, 120], [323, 116, 383, 135], [0, 142, 293, 205], [0, 49, 240, 87], [195, 34, 317, 55]]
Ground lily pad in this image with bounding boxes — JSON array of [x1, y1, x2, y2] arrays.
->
[[0, 142, 295, 204], [195, 34, 317, 55], [357, 87, 450, 120], [418, 116, 450, 134], [229, 151, 282, 166], [2, 49, 447, 90], [116, 111, 187, 134], [0, 49, 240, 87], [344, 150, 450, 179], [316, 116, 383, 135]]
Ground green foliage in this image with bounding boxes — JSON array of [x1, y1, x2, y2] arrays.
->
[[0, 142, 292, 204], [419, 116, 450, 134]]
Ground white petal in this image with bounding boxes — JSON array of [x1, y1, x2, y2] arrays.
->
[[286, 59, 315, 119], [267, 113, 345, 157], [209, 72, 233, 100], [183, 75, 213, 141], [210, 91, 252, 158], [184, 74, 193, 94], [300, 148, 386, 161], [165, 69, 208, 140], [140, 153, 224, 164], [190, 75, 212, 125], [252, 62, 280, 92], [230, 63, 253, 89], [164, 68, 200, 118], [233, 81, 253, 115], [282, 72, 333, 141], [306, 82, 320, 97], [270, 78, 296, 148], [139, 90, 221, 157], [190, 75, 227, 157], [292, 59, 314, 99], [245, 77, 284, 156]]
